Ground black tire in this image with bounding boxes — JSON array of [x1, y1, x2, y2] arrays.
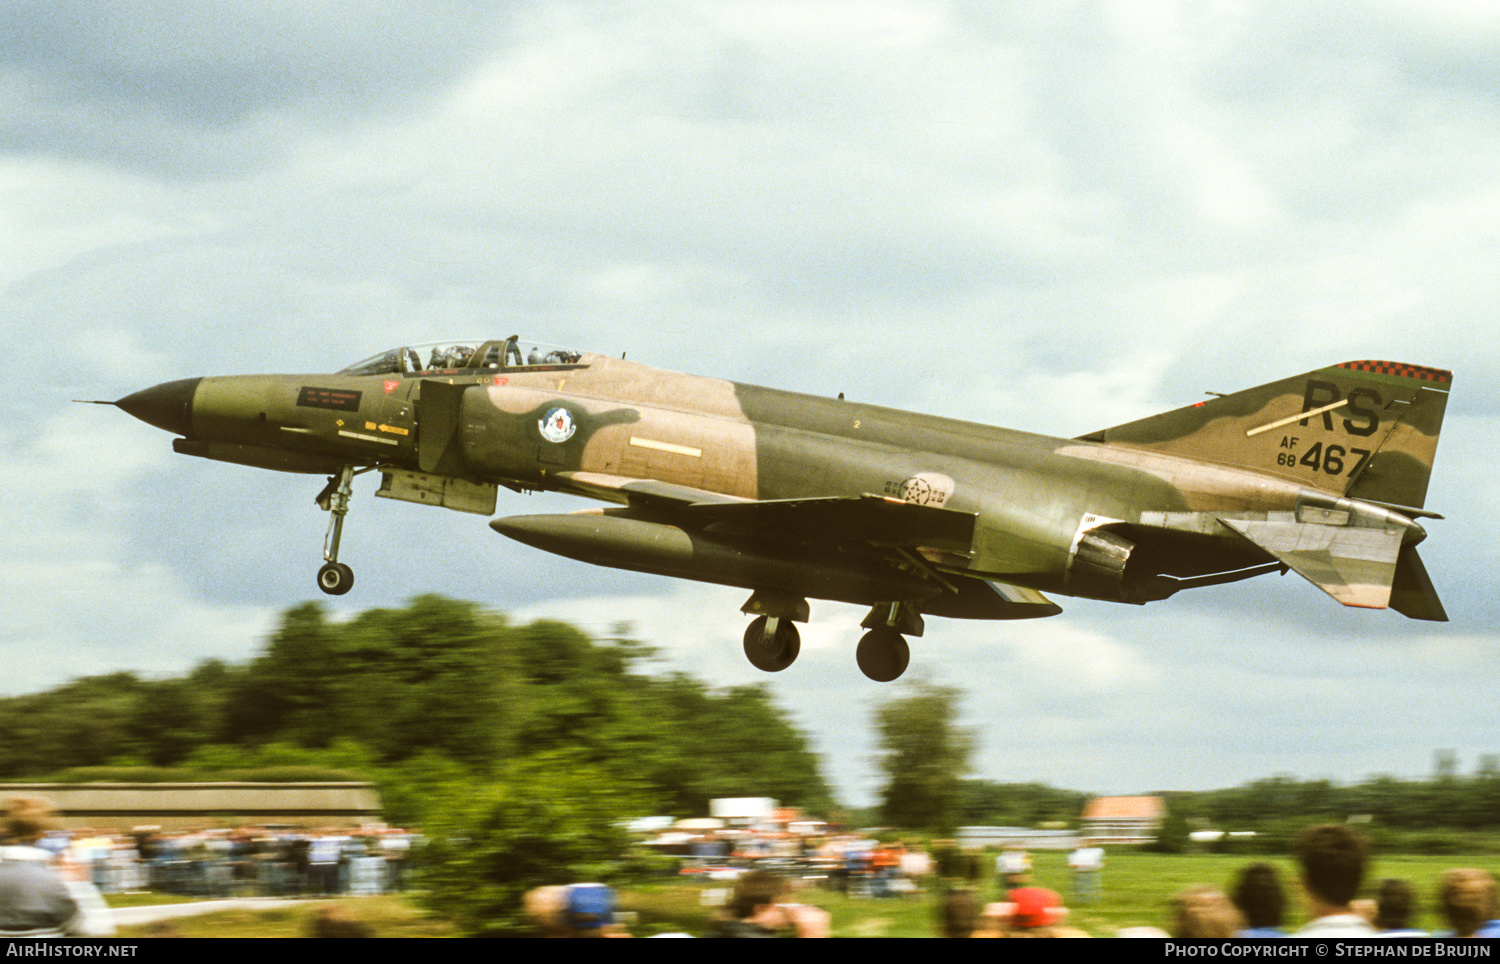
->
[[856, 628, 909, 682], [317, 562, 354, 596], [743, 616, 801, 672]]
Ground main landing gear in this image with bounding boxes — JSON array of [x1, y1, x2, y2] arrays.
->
[[855, 628, 909, 683], [740, 590, 808, 672], [738, 592, 925, 682], [314, 465, 367, 596], [855, 601, 923, 682], [743, 616, 800, 672]]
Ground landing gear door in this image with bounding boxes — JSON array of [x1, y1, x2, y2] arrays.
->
[[376, 469, 498, 515]]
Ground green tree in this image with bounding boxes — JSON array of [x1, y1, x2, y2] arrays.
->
[[0, 673, 147, 776], [1145, 809, 1190, 853], [418, 754, 649, 936], [957, 780, 1087, 827], [875, 680, 975, 832], [127, 678, 215, 766], [221, 602, 343, 746]]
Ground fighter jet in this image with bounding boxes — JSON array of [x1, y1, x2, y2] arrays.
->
[[106, 336, 1450, 681]]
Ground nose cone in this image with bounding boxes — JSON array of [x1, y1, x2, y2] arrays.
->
[[115, 377, 202, 436]]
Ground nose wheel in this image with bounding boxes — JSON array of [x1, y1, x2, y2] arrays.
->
[[315, 465, 364, 596], [317, 561, 354, 595]]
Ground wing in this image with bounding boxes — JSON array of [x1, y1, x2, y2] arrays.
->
[[537, 470, 1059, 620], [555, 470, 752, 508], [560, 469, 973, 552]]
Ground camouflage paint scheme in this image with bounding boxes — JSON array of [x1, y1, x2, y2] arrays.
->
[[109, 338, 1451, 681]]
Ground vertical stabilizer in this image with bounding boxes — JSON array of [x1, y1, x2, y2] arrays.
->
[[1082, 361, 1451, 510]]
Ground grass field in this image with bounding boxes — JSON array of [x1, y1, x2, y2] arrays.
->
[[109, 850, 1500, 937], [991, 849, 1489, 937], [112, 894, 458, 938]]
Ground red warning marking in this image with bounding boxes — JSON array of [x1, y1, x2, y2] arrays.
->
[[1337, 360, 1452, 384]]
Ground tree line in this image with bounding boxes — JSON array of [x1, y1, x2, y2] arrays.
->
[[871, 682, 1500, 842], [0, 595, 832, 820], [6, 608, 1498, 838]]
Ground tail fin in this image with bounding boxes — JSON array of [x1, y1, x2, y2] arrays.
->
[[1080, 360, 1451, 510]]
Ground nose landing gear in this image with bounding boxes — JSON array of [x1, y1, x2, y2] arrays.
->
[[314, 465, 365, 596], [317, 560, 354, 595]]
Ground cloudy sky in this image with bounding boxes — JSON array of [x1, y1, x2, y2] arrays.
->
[[5, 0, 1499, 807]]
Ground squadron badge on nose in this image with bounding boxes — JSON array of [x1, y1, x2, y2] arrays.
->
[[539, 407, 577, 443]]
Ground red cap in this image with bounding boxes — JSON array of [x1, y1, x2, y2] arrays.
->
[[1009, 887, 1066, 928]]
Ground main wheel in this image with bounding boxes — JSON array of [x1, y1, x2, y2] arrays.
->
[[743, 616, 801, 672], [317, 561, 354, 596], [856, 628, 909, 682]]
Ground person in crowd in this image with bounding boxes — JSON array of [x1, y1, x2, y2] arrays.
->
[[712, 869, 829, 937], [523, 882, 632, 937], [1172, 885, 1244, 938], [899, 841, 933, 895], [1231, 862, 1287, 937], [1068, 844, 1105, 904], [1292, 824, 1374, 936], [0, 796, 113, 938], [996, 845, 1032, 893], [564, 883, 623, 937], [870, 841, 901, 898], [1001, 886, 1090, 938], [523, 884, 573, 937], [935, 888, 980, 938], [1372, 878, 1427, 937], [1438, 868, 1500, 938]]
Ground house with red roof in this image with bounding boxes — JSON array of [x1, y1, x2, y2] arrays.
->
[[1079, 796, 1164, 844]]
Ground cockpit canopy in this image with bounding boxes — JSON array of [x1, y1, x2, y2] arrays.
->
[[339, 336, 585, 376]]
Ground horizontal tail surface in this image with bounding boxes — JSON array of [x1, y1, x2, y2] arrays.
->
[[1221, 518, 1403, 611]]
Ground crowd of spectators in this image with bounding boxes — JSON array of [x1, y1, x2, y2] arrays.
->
[[1148, 824, 1500, 939], [8, 792, 1500, 938], [10, 813, 414, 901], [677, 830, 936, 898]]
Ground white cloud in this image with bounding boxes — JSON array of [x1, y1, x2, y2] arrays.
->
[[5, 0, 1499, 802], [1, 410, 276, 694]]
